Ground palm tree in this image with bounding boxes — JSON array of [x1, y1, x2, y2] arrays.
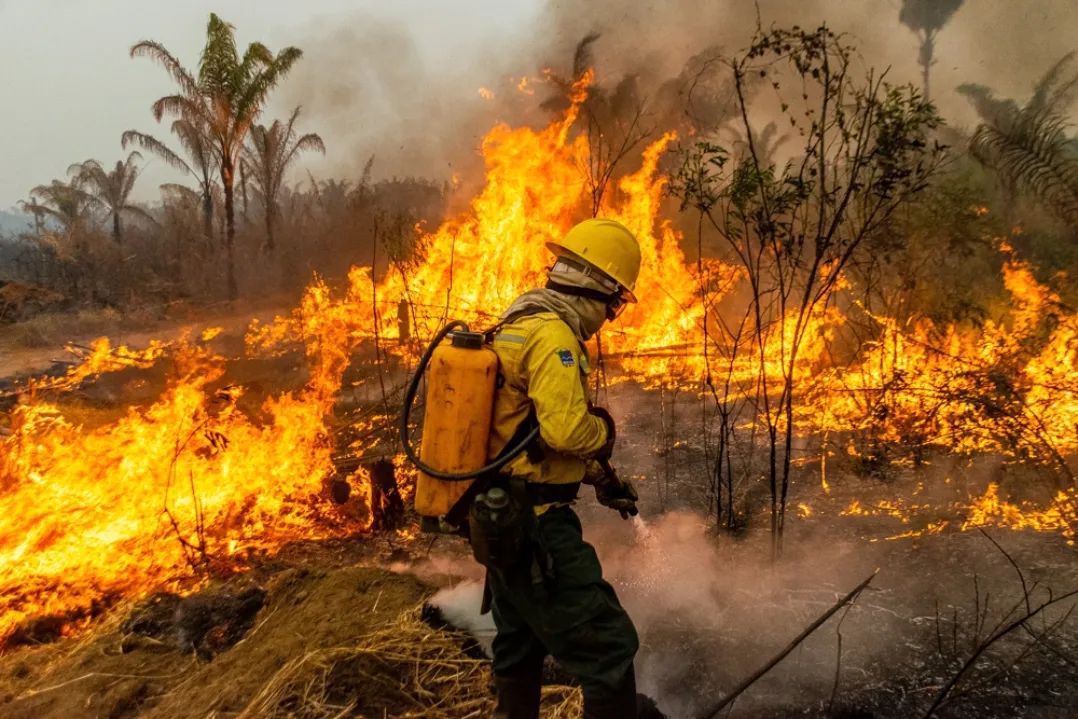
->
[[899, 0, 964, 101], [734, 121, 790, 166], [17, 197, 49, 235], [29, 180, 93, 233], [28, 179, 97, 263], [958, 52, 1078, 224], [243, 107, 325, 252], [122, 118, 217, 242], [68, 152, 154, 245], [131, 13, 303, 299]]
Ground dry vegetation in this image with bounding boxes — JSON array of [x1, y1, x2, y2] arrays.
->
[[1, 4, 1076, 718]]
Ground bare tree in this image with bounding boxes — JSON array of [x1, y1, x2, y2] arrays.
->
[[673, 26, 944, 554], [543, 34, 655, 214]]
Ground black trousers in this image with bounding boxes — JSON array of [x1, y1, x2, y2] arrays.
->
[[488, 505, 639, 702]]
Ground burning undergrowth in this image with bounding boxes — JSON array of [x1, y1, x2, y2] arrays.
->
[[0, 33, 1075, 717]]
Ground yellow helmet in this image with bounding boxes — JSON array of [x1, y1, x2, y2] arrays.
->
[[545, 218, 642, 302]]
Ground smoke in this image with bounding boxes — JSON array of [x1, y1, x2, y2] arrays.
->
[[424, 509, 885, 716], [278, 10, 547, 193], [525, 0, 1078, 129], [422, 492, 1077, 718], [575, 511, 890, 717], [279, 0, 1077, 192]]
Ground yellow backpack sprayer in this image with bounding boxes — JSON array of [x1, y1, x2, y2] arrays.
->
[[399, 320, 539, 522]]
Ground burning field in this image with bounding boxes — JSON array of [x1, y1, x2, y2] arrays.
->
[[1, 6, 1077, 718]]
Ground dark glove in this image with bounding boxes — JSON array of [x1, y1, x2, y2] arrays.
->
[[588, 406, 616, 461], [594, 460, 639, 520]]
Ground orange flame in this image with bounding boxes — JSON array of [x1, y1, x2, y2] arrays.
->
[[0, 72, 1074, 645], [806, 250, 1077, 460]]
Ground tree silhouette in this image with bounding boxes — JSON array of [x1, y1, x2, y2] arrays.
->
[[899, 0, 964, 101], [123, 118, 217, 243], [28, 180, 93, 234], [542, 33, 654, 214], [958, 52, 1078, 224], [242, 107, 324, 253], [69, 152, 154, 245], [132, 13, 303, 299], [17, 197, 49, 235]]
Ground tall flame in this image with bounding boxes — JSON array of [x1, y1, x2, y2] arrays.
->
[[0, 73, 721, 642], [0, 75, 1074, 645]]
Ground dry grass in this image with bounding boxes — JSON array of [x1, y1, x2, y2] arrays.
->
[[3, 567, 578, 719], [234, 604, 582, 719], [2, 307, 137, 349]]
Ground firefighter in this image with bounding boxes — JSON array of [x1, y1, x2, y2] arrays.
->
[[486, 218, 642, 719]]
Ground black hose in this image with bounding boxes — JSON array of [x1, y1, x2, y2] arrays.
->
[[399, 321, 540, 481]]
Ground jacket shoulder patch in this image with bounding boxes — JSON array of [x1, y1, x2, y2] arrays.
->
[[556, 348, 575, 367]]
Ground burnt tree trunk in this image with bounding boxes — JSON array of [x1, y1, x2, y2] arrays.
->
[[239, 161, 249, 226], [264, 204, 275, 254], [368, 458, 404, 531]]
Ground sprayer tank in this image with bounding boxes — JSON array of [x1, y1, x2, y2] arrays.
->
[[414, 332, 499, 517]]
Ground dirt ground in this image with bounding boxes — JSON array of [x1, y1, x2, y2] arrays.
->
[[0, 299, 286, 380]]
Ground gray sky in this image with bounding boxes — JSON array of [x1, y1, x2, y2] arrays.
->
[[0, 0, 540, 208]]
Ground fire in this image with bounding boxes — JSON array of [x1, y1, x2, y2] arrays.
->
[[806, 247, 1077, 462], [837, 483, 1077, 544], [0, 69, 1074, 645], [0, 71, 721, 643], [841, 498, 923, 523], [26, 336, 168, 394], [961, 483, 1078, 545], [265, 70, 732, 391], [0, 277, 377, 643]]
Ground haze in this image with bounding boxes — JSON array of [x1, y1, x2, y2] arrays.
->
[[0, 0, 539, 209], [1, 0, 1074, 210]]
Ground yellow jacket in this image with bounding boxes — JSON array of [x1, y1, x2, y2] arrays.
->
[[488, 311, 608, 485]]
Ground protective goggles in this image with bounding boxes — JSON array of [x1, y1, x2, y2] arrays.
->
[[548, 257, 631, 320], [550, 257, 622, 295], [605, 294, 628, 320]]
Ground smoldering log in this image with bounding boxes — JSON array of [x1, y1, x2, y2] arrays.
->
[[368, 457, 404, 531]]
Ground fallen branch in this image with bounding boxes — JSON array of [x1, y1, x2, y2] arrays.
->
[[699, 569, 879, 719]]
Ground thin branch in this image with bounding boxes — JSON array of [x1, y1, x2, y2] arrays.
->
[[700, 569, 880, 719]]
